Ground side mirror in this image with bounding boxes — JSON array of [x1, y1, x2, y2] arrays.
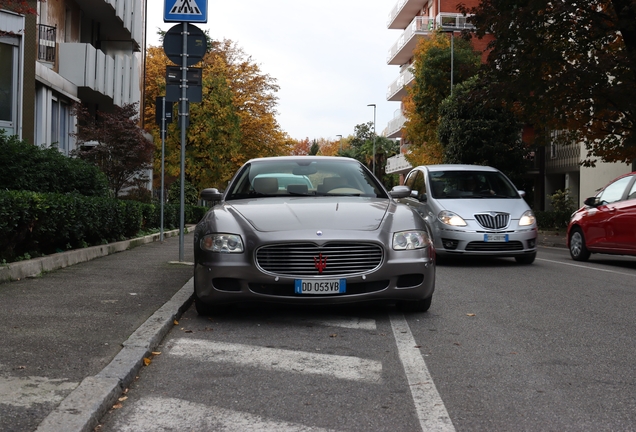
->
[[584, 196, 598, 207], [200, 188, 223, 202], [518, 190, 526, 198], [389, 185, 411, 199]]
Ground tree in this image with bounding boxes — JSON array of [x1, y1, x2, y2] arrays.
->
[[347, 122, 400, 185], [73, 103, 153, 197], [403, 31, 481, 166], [289, 138, 311, 155], [437, 76, 530, 184], [144, 39, 291, 192], [0, 0, 37, 16], [461, 0, 636, 166]]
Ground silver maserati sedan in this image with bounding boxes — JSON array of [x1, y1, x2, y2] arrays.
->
[[193, 156, 436, 314]]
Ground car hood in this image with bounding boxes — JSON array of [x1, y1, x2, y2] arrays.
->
[[229, 197, 389, 231], [436, 198, 531, 219]]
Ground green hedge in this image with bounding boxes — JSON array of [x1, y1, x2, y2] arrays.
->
[[0, 130, 109, 197], [0, 190, 207, 263]]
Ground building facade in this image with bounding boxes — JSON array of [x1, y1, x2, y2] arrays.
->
[[382, 0, 633, 209], [0, 0, 146, 156]]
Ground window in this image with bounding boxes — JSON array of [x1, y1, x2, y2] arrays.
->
[[599, 176, 632, 205], [50, 98, 72, 154], [0, 42, 18, 132]]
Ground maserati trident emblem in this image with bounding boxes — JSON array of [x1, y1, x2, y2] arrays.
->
[[314, 253, 328, 274]]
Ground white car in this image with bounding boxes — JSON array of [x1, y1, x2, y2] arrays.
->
[[392, 164, 538, 264]]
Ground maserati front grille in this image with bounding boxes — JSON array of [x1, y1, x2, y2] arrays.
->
[[256, 242, 383, 277]]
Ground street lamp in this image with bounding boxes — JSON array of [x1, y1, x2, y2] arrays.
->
[[367, 104, 376, 177], [336, 134, 342, 151]]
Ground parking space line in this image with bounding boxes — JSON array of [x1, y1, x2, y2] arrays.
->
[[169, 339, 382, 382], [111, 396, 336, 431], [536, 258, 636, 277], [390, 313, 455, 432]]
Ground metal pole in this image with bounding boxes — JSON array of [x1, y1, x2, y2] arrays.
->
[[179, 22, 188, 262], [450, 32, 454, 97], [367, 104, 376, 177], [160, 96, 165, 242]]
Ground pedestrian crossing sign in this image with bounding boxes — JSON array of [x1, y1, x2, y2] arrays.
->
[[164, 0, 208, 23]]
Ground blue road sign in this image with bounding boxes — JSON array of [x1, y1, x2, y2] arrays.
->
[[164, 0, 208, 23]]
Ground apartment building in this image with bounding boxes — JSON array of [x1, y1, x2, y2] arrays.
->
[[0, 0, 146, 155], [382, 0, 632, 209], [384, 0, 487, 180]]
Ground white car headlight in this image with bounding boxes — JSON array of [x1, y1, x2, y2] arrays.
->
[[519, 210, 536, 226], [393, 230, 430, 250], [200, 234, 244, 253], [438, 210, 467, 227]]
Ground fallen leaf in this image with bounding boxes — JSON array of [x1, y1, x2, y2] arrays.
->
[[414, 345, 422, 348], [112, 403, 123, 409], [118, 396, 128, 402], [143, 357, 151, 366], [151, 351, 161, 355], [329, 334, 338, 338], [184, 329, 193, 333], [467, 313, 476, 317], [454, 342, 461, 346], [173, 320, 179, 325]]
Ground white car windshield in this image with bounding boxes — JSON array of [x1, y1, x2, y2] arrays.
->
[[225, 158, 388, 200], [429, 170, 519, 199]]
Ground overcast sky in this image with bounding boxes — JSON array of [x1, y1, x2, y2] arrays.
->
[[149, 0, 402, 141]]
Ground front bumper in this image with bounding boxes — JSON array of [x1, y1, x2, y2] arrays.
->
[[432, 225, 538, 257], [194, 250, 435, 306]]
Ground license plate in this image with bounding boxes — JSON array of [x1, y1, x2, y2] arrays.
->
[[294, 279, 346, 294], [484, 234, 508, 242]]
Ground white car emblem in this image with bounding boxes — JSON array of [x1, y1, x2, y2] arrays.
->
[[316, 231, 323, 236]]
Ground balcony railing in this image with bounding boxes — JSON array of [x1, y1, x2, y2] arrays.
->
[[436, 13, 475, 31], [38, 24, 56, 63], [387, 66, 414, 101], [387, 16, 435, 65], [387, 0, 428, 29], [386, 111, 406, 138]]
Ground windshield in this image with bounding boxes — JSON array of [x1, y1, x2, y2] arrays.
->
[[428, 170, 520, 199], [225, 158, 388, 200]]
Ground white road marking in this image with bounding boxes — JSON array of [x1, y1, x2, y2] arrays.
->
[[536, 257, 636, 277], [287, 315, 377, 330], [169, 339, 382, 382], [111, 396, 336, 432], [390, 314, 455, 432], [0, 376, 77, 407]]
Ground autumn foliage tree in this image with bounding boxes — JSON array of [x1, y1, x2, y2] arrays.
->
[[403, 31, 481, 167], [144, 39, 291, 192], [461, 0, 636, 167], [72, 103, 154, 197]]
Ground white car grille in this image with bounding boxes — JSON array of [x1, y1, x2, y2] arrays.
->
[[256, 242, 383, 277], [474, 213, 510, 230]]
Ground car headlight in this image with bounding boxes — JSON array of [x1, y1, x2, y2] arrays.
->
[[438, 210, 467, 227], [519, 210, 536, 226], [200, 234, 244, 253], [393, 230, 430, 250]]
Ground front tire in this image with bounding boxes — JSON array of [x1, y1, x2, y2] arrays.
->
[[398, 295, 432, 313], [515, 252, 536, 265], [569, 227, 591, 261]]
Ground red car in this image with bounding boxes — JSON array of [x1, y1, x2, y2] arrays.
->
[[567, 171, 636, 261]]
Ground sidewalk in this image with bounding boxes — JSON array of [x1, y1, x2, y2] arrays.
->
[[0, 230, 195, 432], [537, 230, 568, 249]]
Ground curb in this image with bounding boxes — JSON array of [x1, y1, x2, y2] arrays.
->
[[0, 227, 193, 284], [35, 278, 194, 432]]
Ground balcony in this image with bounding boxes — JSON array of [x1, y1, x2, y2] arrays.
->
[[436, 13, 475, 31], [387, 66, 414, 101], [386, 153, 413, 174], [387, 0, 428, 29], [71, 0, 143, 49], [386, 110, 406, 138], [38, 24, 56, 63], [387, 16, 435, 65], [58, 43, 140, 107]]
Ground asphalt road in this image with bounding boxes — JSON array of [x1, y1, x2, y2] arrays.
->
[[96, 246, 636, 431]]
